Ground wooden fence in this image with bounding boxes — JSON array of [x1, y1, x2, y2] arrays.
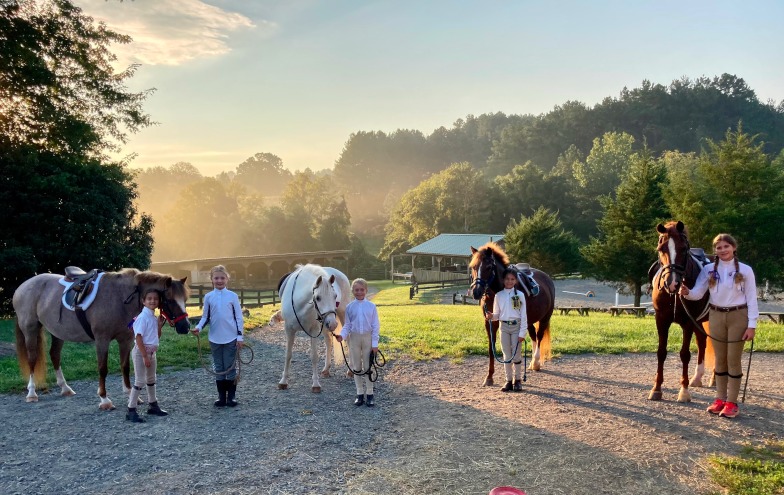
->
[[187, 285, 279, 309]]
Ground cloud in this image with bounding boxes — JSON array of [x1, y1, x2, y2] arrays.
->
[[75, 0, 268, 66]]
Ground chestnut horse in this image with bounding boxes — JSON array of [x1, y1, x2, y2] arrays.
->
[[469, 242, 556, 386], [13, 268, 191, 410], [648, 221, 713, 402]]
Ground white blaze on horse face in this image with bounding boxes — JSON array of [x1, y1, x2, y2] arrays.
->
[[667, 237, 679, 292]]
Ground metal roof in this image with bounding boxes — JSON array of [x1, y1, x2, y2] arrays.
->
[[406, 234, 505, 257]]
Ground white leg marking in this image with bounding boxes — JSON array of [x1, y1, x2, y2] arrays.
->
[[26, 374, 38, 402], [55, 368, 76, 397], [98, 396, 116, 410]]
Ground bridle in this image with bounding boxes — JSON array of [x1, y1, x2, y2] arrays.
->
[[656, 232, 691, 295], [290, 269, 337, 338], [470, 251, 498, 296], [123, 285, 189, 327]]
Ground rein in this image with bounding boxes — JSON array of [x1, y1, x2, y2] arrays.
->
[[195, 333, 254, 382], [335, 335, 386, 382]]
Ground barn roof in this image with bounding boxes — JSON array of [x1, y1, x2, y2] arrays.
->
[[406, 233, 505, 258]]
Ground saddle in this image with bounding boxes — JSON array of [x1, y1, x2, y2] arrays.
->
[[509, 263, 540, 297], [63, 266, 101, 308], [647, 248, 713, 284]]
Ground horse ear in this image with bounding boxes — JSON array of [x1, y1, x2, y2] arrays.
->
[[314, 275, 323, 287], [656, 223, 667, 234], [676, 221, 685, 232], [329, 274, 335, 284], [470, 246, 478, 254], [180, 277, 187, 284]]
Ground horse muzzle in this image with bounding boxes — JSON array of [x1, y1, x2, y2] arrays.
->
[[174, 319, 191, 335]]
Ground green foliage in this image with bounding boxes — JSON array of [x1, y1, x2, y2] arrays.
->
[[504, 207, 581, 274], [581, 148, 670, 304], [708, 441, 784, 495], [0, 0, 153, 156], [380, 163, 491, 259], [666, 125, 784, 287], [235, 152, 292, 193], [0, 146, 153, 314]]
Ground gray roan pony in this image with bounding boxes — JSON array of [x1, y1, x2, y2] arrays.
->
[[13, 268, 191, 410], [277, 264, 339, 393]]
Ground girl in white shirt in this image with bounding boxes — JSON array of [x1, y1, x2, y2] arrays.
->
[[335, 278, 380, 407], [486, 268, 528, 392], [192, 265, 244, 407], [127, 288, 167, 423], [680, 234, 758, 419]]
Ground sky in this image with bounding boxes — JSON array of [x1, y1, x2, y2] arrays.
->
[[74, 0, 784, 177]]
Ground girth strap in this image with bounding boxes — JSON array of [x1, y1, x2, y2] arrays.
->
[[75, 307, 95, 340]]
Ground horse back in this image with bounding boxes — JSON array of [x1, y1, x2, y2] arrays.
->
[[523, 269, 556, 324]]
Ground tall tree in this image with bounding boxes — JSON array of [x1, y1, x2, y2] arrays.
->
[[234, 152, 292, 194], [0, 0, 154, 313], [380, 163, 491, 259], [504, 207, 581, 275], [0, 0, 152, 156], [667, 125, 784, 286], [581, 149, 670, 305]]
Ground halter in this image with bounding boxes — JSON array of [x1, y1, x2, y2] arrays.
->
[[289, 269, 337, 338], [157, 289, 190, 327]]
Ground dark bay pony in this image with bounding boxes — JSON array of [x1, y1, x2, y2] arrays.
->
[[649, 221, 713, 402], [469, 242, 556, 386], [13, 268, 191, 409]]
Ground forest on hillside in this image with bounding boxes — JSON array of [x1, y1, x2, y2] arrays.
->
[[135, 74, 784, 271]]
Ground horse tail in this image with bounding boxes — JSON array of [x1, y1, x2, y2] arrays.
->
[[537, 320, 552, 362], [15, 321, 47, 385]]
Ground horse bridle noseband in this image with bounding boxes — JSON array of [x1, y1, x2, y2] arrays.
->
[[657, 233, 692, 295], [290, 270, 337, 338]]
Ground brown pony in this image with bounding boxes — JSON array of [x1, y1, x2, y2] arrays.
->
[[649, 221, 713, 402], [469, 242, 556, 386], [13, 268, 191, 410]]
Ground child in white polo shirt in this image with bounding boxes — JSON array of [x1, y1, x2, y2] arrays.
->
[[335, 278, 380, 407], [486, 268, 528, 392]]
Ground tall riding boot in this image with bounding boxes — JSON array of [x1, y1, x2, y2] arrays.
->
[[226, 381, 238, 407], [214, 380, 227, 407]]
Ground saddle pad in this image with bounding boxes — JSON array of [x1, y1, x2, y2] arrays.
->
[[59, 272, 105, 311]]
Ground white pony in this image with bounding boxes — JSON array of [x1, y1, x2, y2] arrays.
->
[[274, 267, 352, 378], [278, 264, 339, 393]]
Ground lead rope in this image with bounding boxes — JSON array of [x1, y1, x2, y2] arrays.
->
[[335, 334, 386, 382]]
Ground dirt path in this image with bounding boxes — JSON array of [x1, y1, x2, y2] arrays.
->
[[1, 322, 782, 495]]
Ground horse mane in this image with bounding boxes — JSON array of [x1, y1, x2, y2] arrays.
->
[[105, 268, 190, 299], [469, 242, 509, 269]]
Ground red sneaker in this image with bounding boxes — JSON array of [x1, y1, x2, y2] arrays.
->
[[719, 402, 739, 418], [706, 399, 725, 414]]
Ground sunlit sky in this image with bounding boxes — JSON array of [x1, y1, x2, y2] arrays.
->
[[75, 0, 784, 177]]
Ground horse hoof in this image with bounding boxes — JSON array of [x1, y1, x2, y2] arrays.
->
[[99, 403, 116, 411], [648, 390, 663, 401], [311, 386, 321, 393], [320, 370, 331, 378], [677, 389, 692, 403], [61, 389, 76, 397], [26, 396, 38, 403], [482, 378, 494, 386], [529, 363, 541, 371], [688, 378, 703, 388], [278, 384, 288, 390]]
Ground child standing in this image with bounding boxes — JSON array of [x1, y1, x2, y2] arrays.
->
[[127, 288, 168, 422], [192, 265, 244, 407], [679, 233, 758, 418], [335, 278, 380, 407], [486, 268, 528, 392]]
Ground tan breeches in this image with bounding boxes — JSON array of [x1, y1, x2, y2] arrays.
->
[[709, 308, 748, 403]]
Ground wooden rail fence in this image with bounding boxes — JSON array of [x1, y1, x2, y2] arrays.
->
[[187, 285, 279, 309]]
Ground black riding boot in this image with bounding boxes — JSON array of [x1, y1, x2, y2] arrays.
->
[[147, 401, 168, 416], [126, 408, 145, 423], [214, 380, 227, 407], [226, 381, 238, 407]]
